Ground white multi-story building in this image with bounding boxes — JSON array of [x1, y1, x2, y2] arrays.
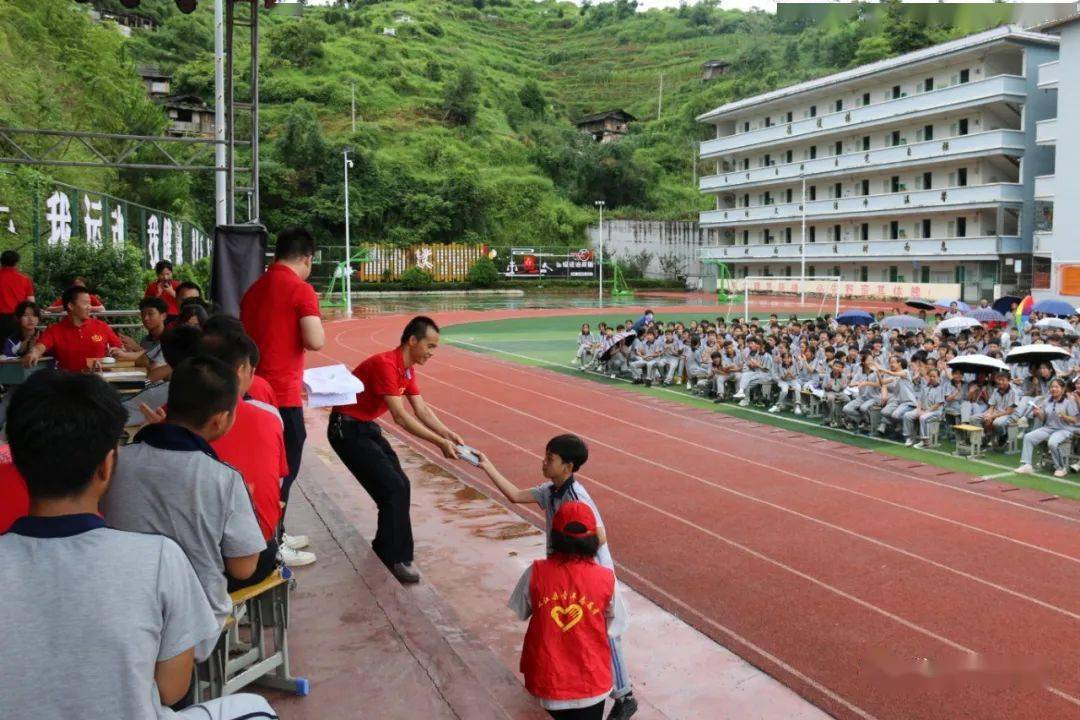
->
[[695, 26, 1059, 301], [1027, 14, 1080, 299]]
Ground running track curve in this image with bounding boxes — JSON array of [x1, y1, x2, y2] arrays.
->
[[311, 307, 1080, 720]]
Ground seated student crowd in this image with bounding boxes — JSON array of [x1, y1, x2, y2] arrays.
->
[[579, 308, 1080, 478]]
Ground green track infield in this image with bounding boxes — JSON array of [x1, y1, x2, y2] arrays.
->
[[445, 315, 1080, 501]]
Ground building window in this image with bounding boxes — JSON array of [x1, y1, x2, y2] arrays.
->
[[958, 118, 969, 135], [833, 182, 842, 199], [833, 225, 841, 242], [785, 188, 793, 203], [832, 266, 841, 278], [862, 135, 870, 151], [860, 266, 869, 282], [785, 265, 792, 278], [891, 85, 901, 99], [923, 124, 933, 141], [862, 92, 870, 106], [834, 99, 843, 112], [808, 185, 817, 201], [860, 223, 869, 241], [742, 193, 750, 207], [890, 130, 901, 147], [923, 77, 934, 92], [743, 121, 750, 132], [889, 265, 899, 282], [921, 266, 931, 283], [765, 116, 772, 127], [742, 230, 749, 245], [785, 111, 793, 123], [764, 191, 772, 205], [957, 167, 968, 187], [809, 226, 816, 243], [959, 68, 969, 84], [834, 140, 843, 156], [808, 145, 817, 160], [743, 158, 750, 170], [890, 176, 900, 193], [860, 179, 869, 196], [808, 265, 816, 277], [785, 149, 793, 163], [763, 153, 771, 167], [785, 227, 792, 243], [809, 105, 817, 118], [957, 217, 967, 237], [889, 220, 899, 239], [922, 218, 931, 238], [922, 171, 932, 190]]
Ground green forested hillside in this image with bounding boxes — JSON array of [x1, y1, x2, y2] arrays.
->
[[3, 0, 1022, 249]]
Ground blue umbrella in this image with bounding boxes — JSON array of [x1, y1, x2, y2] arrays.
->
[[935, 298, 971, 313], [1031, 298, 1076, 318], [836, 309, 873, 326], [966, 308, 1007, 324], [992, 295, 1022, 316], [881, 315, 926, 331]]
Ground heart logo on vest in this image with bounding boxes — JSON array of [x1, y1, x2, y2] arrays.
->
[[550, 603, 584, 632]]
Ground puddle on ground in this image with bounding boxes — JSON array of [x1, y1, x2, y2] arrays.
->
[[470, 521, 540, 541]]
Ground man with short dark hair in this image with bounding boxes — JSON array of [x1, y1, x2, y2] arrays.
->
[[241, 227, 324, 554], [137, 296, 169, 368], [176, 280, 201, 305], [0, 370, 275, 720], [22, 286, 140, 371], [103, 357, 267, 660], [329, 315, 465, 584]]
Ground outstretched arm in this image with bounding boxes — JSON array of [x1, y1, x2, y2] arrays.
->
[[408, 394, 464, 445], [476, 452, 535, 505], [386, 395, 458, 459]]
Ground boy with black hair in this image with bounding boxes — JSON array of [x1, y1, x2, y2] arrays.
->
[[137, 296, 169, 368], [103, 357, 267, 661], [0, 370, 275, 720], [478, 435, 638, 720], [123, 323, 203, 426]]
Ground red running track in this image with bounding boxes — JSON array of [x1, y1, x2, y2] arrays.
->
[[311, 308, 1080, 720]]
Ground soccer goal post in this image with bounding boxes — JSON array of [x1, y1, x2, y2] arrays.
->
[[737, 275, 842, 323]]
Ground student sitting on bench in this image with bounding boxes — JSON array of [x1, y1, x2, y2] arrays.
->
[[0, 370, 276, 720]]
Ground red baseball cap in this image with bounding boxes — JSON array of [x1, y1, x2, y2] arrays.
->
[[552, 501, 597, 538]]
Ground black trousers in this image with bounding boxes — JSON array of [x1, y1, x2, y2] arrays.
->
[[548, 701, 605, 720], [278, 406, 306, 530], [328, 413, 413, 566]]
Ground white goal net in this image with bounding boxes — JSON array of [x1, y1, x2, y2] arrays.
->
[[733, 276, 842, 323]]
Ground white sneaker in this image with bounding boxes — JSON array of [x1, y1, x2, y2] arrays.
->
[[913, 441, 925, 449], [738, 399, 749, 407], [904, 438, 915, 447], [686, 382, 692, 390], [1015, 464, 1034, 475], [732, 391, 746, 399], [610, 373, 617, 379], [768, 405, 779, 413], [1054, 469, 1068, 478], [280, 545, 316, 567], [1071, 462, 1080, 473], [282, 533, 309, 550], [794, 406, 803, 416]]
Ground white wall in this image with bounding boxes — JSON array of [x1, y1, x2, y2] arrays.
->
[[1049, 24, 1080, 296], [588, 220, 703, 281]]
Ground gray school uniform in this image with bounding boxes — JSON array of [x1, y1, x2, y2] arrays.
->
[[140, 334, 166, 367], [102, 424, 266, 661], [0, 515, 219, 720], [530, 477, 613, 570], [1021, 396, 1080, 469]]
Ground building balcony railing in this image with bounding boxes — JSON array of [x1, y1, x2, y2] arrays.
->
[[700, 75, 1027, 158], [700, 183, 1023, 227], [1035, 174, 1055, 200], [1038, 60, 1060, 90], [1036, 118, 1056, 147], [700, 235, 1025, 263], [699, 129, 1024, 193]]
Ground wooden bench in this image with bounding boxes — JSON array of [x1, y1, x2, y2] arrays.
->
[[199, 567, 308, 700], [953, 424, 984, 459]]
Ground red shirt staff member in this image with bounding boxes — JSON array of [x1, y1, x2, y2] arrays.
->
[[144, 260, 181, 317], [240, 227, 324, 556], [0, 250, 34, 342], [22, 286, 141, 371], [329, 315, 464, 585]]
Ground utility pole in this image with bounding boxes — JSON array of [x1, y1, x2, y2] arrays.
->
[[214, 0, 226, 226], [344, 150, 354, 318], [595, 200, 605, 306], [691, 140, 698, 188], [657, 72, 664, 120], [351, 81, 356, 133]]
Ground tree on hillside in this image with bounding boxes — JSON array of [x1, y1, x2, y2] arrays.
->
[[518, 80, 546, 118], [267, 19, 328, 68], [443, 67, 480, 126], [276, 101, 329, 192]]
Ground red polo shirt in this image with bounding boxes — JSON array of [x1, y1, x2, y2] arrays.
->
[[246, 374, 278, 407], [211, 399, 287, 541], [0, 267, 34, 314], [0, 461, 29, 534], [335, 347, 420, 422], [38, 316, 121, 372], [144, 279, 181, 316], [240, 263, 321, 408]]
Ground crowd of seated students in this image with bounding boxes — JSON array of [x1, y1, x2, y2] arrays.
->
[[577, 307, 1080, 478], [0, 262, 299, 718]]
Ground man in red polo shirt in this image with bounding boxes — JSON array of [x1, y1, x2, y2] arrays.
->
[[329, 316, 465, 584], [144, 260, 181, 317], [240, 227, 324, 552], [0, 250, 35, 342], [22, 287, 141, 372]]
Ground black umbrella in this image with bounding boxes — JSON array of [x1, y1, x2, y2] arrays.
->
[[1004, 344, 1071, 365], [905, 298, 936, 311], [991, 295, 1022, 316], [598, 329, 636, 361]]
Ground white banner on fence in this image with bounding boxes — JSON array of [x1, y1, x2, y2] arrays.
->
[[732, 278, 962, 301]]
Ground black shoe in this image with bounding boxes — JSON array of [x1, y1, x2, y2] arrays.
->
[[644, 379, 652, 387], [607, 694, 638, 720], [632, 378, 643, 385], [390, 562, 421, 584]]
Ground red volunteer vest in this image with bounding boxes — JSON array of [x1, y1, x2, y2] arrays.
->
[[520, 556, 615, 701]]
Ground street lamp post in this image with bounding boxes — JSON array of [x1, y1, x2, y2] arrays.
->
[[344, 150, 354, 318], [595, 200, 605, 306], [800, 173, 807, 305]]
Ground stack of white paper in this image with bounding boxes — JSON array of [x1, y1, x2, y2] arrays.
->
[[303, 364, 366, 408]]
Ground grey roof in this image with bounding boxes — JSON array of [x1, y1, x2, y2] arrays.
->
[[702, 60, 730, 68], [574, 109, 638, 126], [136, 64, 170, 80], [697, 25, 1058, 123]]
